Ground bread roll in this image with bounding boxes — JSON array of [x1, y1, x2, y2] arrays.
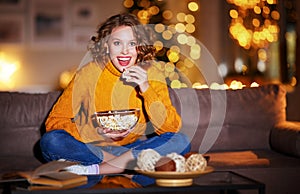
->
[[154, 156, 176, 171]]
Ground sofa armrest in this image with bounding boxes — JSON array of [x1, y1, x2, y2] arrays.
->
[[270, 121, 300, 157]]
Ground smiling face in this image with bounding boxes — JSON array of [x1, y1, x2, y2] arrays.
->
[[106, 26, 138, 72]]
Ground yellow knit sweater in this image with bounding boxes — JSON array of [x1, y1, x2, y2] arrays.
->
[[45, 61, 181, 146]]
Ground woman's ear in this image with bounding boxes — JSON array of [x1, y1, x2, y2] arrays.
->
[[104, 43, 109, 54]]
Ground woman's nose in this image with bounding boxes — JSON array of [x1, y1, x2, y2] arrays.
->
[[121, 45, 129, 54]]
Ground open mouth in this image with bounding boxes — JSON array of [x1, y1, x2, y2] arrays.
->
[[117, 56, 131, 66]]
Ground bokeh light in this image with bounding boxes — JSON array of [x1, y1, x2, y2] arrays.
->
[[188, 2, 199, 12], [162, 10, 173, 20], [227, 0, 279, 49], [154, 23, 165, 33], [123, 0, 134, 8], [176, 12, 186, 23]]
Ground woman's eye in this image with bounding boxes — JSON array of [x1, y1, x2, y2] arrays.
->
[[129, 41, 137, 46], [113, 41, 120, 46]]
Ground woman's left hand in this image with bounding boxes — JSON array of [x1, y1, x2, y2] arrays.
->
[[122, 66, 149, 92]]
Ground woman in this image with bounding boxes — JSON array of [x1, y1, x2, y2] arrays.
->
[[40, 13, 191, 186]]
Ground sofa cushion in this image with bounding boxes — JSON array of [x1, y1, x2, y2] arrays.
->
[[0, 91, 61, 158], [169, 84, 286, 152], [0, 127, 41, 157], [270, 121, 300, 157], [0, 91, 61, 128]]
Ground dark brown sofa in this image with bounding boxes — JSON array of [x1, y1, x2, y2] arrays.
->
[[0, 84, 300, 194]]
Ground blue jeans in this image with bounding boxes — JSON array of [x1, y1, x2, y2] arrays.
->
[[40, 130, 191, 186]]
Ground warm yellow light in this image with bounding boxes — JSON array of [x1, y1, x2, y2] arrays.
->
[[167, 25, 177, 34], [193, 81, 260, 90], [186, 36, 196, 46], [149, 6, 159, 15], [229, 9, 238, 18], [162, 10, 173, 20], [250, 82, 260, 87], [123, 0, 134, 8], [266, 33, 274, 42], [258, 48, 267, 61], [162, 30, 173, 40], [59, 70, 75, 89], [267, 0, 276, 5], [192, 83, 209, 89], [264, 19, 271, 26], [253, 6, 261, 14], [252, 18, 260, 27], [185, 23, 195, 33], [167, 51, 180, 63], [177, 34, 188, 45], [192, 82, 202, 89], [175, 23, 186, 33], [154, 23, 165, 33], [137, 11, 149, 24], [170, 80, 181, 88], [190, 50, 200, 60], [237, 32, 251, 47], [176, 12, 186, 23], [154, 40, 164, 51], [229, 23, 252, 49], [271, 10, 280, 20], [170, 45, 180, 53], [188, 2, 199, 12], [0, 54, 19, 89], [191, 44, 201, 53], [263, 6, 270, 14], [210, 82, 229, 90], [229, 80, 245, 90], [165, 62, 175, 73], [227, 0, 259, 8], [139, 0, 150, 8], [0, 62, 18, 81], [290, 76, 297, 87], [268, 24, 278, 33], [185, 14, 195, 24], [227, 0, 279, 49]]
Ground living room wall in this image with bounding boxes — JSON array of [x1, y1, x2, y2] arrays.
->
[[0, 0, 125, 92]]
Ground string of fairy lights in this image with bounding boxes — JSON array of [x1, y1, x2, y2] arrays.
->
[[227, 0, 280, 50]]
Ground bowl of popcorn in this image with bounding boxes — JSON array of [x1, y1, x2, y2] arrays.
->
[[92, 109, 140, 131]]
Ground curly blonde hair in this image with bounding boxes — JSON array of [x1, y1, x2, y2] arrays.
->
[[88, 13, 156, 68]]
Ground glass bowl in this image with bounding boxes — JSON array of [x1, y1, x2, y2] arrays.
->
[[92, 109, 140, 131]]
